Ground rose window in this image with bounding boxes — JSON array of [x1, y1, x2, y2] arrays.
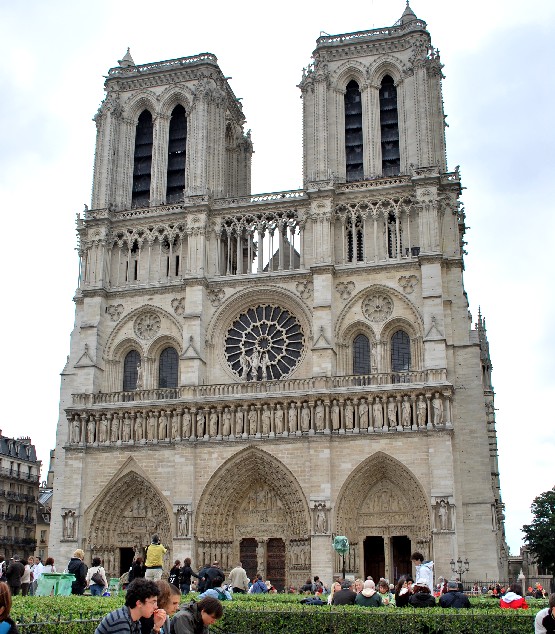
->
[[134, 312, 161, 340], [225, 305, 304, 381], [362, 293, 393, 323]]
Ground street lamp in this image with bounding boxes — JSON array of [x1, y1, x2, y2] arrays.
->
[[450, 557, 470, 584]]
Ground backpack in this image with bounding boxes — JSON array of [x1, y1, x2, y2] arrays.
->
[[91, 567, 104, 586], [215, 588, 228, 601]]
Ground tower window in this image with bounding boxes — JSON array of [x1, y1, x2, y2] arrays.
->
[[391, 330, 410, 372], [123, 350, 141, 391], [345, 80, 363, 182], [159, 347, 179, 388], [353, 334, 371, 375], [379, 75, 400, 176], [132, 110, 153, 206], [166, 105, 187, 202], [347, 215, 364, 262]]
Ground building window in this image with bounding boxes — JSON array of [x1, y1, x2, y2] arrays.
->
[[379, 75, 400, 176], [123, 350, 141, 391], [353, 334, 371, 375], [159, 347, 179, 388], [132, 110, 153, 206], [347, 215, 364, 262], [166, 105, 187, 202], [345, 80, 363, 182], [391, 330, 411, 372]]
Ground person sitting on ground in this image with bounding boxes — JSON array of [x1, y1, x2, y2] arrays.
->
[[500, 583, 529, 610], [94, 578, 166, 634], [327, 581, 341, 605], [535, 592, 555, 634], [86, 557, 108, 597], [439, 580, 471, 608], [331, 580, 357, 605], [355, 580, 382, 607], [353, 578, 364, 594], [198, 580, 232, 601], [408, 582, 436, 608], [0, 581, 19, 633], [377, 579, 393, 605], [394, 575, 413, 607], [67, 549, 88, 596], [140, 580, 181, 634], [170, 596, 224, 634], [300, 577, 313, 593], [249, 574, 268, 594], [535, 583, 547, 600]]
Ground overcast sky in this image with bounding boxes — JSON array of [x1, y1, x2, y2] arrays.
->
[[1, 0, 553, 560]]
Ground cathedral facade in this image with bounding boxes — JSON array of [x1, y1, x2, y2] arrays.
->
[[50, 4, 508, 589]]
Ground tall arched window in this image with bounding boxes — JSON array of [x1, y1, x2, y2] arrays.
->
[[353, 334, 371, 375], [347, 215, 364, 262], [379, 75, 400, 176], [166, 105, 187, 202], [132, 110, 153, 206], [345, 80, 363, 182], [123, 350, 141, 391], [391, 330, 411, 372], [159, 347, 179, 388]]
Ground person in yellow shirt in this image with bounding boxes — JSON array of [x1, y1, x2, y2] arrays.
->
[[144, 535, 167, 581]]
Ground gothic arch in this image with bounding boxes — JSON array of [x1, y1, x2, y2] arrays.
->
[[367, 55, 404, 86], [159, 86, 194, 116], [123, 91, 159, 122], [335, 451, 431, 542], [331, 60, 368, 91], [194, 446, 311, 541]]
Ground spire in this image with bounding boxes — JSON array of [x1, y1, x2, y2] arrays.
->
[[400, 1, 418, 25], [118, 48, 135, 68]]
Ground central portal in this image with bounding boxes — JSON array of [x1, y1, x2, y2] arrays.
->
[[364, 536, 385, 581], [266, 538, 285, 591], [239, 538, 257, 582]]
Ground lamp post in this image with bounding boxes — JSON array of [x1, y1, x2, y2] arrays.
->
[[450, 557, 470, 584]]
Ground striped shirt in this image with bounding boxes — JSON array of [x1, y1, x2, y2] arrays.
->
[[94, 607, 142, 634]]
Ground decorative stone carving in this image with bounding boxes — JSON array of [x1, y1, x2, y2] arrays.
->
[[312, 501, 329, 534], [336, 281, 355, 300], [362, 293, 393, 323], [134, 312, 161, 340], [175, 504, 191, 538], [398, 275, 418, 294], [207, 289, 225, 307], [434, 499, 453, 532], [171, 297, 186, 316], [106, 304, 124, 321], [62, 509, 77, 540], [295, 280, 313, 300]]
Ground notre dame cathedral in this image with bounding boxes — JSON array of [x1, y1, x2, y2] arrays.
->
[[50, 4, 509, 589]]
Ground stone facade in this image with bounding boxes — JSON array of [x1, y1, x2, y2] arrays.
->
[[50, 5, 509, 588]]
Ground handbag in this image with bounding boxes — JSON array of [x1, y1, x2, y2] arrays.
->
[[91, 568, 104, 586]]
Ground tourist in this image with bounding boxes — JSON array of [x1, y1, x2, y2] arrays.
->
[[327, 581, 341, 605], [312, 576, 326, 592], [377, 579, 393, 605], [411, 552, 434, 590], [180, 558, 199, 595], [169, 561, 181, 587], [42, 557, 56, 573], [228, 562, 248, 595], [67, 549, 88, 595], [353, 578, 364, 594], [198, 581, 232, 601], [20, 558, 32, 596], [203, 562, 224, 590], [0, 581, 19, 633], [170, 596, 224, 634], [129, 557, 145, 584], [86, 557, 108, 596], [30, 557, 44, 595], [394, 575, 413, 607], [438, 580, 471, 608], [535, 583, 547, 599], [5, 556, 24, 596], [249, 574, 268, 594], [94, 578, 165, 634], [535, 593, 555, 634], [500, 583, 529, 609], [140, 580, 181, 634], [355, 580, 382, 607], [300, 578, 313, 593], [196, 563, 211, 593], [331, 581, 356, 605], [145, 535, 167, 582], [409, 582, 436, 608]]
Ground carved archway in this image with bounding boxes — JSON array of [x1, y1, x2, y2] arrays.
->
[[84, 467, 173, 577]]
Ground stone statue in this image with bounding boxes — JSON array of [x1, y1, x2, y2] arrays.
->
[[438, 499, 449, 530], [123, 413, 132, 442], [136, 362, 143, 390], [315, 400, 325, 431], [250, 349, 260, 380], [260, 352, 270, 381], [240, 351, 250, 380], [248, 406, 257, 435], [301, 402, 311, 432], [147, 412, 156, 440], [158, 411, 168, 439], [235, 408, 244, 436], [182, 409, 191, 438], [288, 403, 297, 433], [345, 400, 354, 429], [72, 417, 80, 444], [331, 400, 340, 431], [432, 393, 443, 426], [372, 398, 383, 429], [177, 507, 187, 537], [417, 395, 427, 427], [358, 399, 368, 429], [261, 405, 271, 435], [401, 396, 412, 427], [111, 415, 120, 442], [387, 397, 397, 427], [196, 411, 205, 437], [171, 412, 180, 439], [87, 419, 95, 444], [209, 410, 218, 437], [315, 508, 327, 533], [274, 404, 284, 434], [99, 416, 108, 443], [135, 412, 144, 440], [64, 511, 75, 539], [222, 408, 231, 436]]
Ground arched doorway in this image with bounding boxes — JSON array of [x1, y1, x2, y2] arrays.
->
[[194, 447, 310, 590], [84, 470, 172, 578], [335, 452, 431, 583]]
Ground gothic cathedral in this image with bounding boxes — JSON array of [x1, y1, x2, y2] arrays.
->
[[51, 4, 508, 588]]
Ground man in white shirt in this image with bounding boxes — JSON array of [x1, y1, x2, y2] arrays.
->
[[30, 557, 44, 595]]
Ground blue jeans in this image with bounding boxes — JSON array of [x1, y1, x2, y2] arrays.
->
[[90, 583, 104, 596], [180, 584, 190, 594]]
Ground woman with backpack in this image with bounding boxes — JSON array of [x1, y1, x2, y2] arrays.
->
[[86, 557, 108, 596]]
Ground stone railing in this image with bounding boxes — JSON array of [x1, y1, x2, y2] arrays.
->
[[108, 53, 219, 77], [72, 370, 447, 407], [66, 382, 453, 447], [212, 190, 307, 208], [0, 467, 40, 482], [315, 20, 427, 47]]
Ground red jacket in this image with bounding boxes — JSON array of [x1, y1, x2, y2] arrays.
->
[[500, 592, 529, 609]]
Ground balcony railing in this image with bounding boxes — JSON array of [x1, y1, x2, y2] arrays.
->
[[0, 467, 40, 483]]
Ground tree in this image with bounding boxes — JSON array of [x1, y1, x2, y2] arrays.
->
[[522, 487, 555, 582]]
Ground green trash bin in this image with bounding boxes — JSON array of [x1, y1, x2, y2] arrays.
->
[[36, 573, 75, 596]]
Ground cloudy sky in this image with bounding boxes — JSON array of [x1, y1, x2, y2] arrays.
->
[[1, 0, 553, 559]]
